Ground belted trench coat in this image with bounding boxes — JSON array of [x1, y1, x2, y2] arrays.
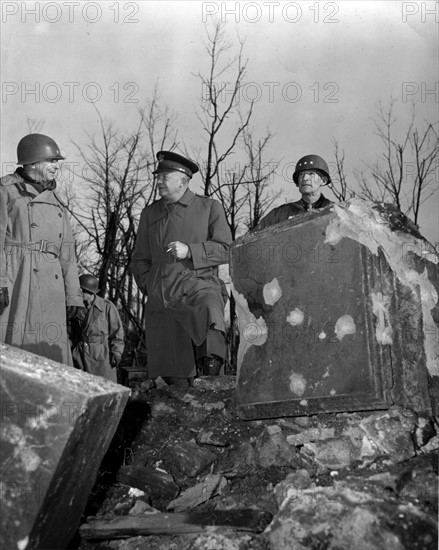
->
[[131, 189, 232, 378], [0, 170, 83, 365], [70, 295, 125, 382]]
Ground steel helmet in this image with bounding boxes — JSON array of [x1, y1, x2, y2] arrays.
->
[[17, 134, 65, 165], [293, 154, 331, 185], [79, 274, 99, 294]]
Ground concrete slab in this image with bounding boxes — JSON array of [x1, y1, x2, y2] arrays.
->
[[0, 343, 130, 550], [231, 202, 438, 419]]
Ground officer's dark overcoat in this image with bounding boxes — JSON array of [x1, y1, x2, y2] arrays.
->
[[131, 189, 232, 378]]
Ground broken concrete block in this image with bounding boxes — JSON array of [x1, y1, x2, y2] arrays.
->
[[231, 201, 438, 419], [300, 438, 358, 470], [166, 474, 227, 511], [163, 440, 218, 478], [254, 428, 297, 468], [358, 408, 417, 462], [273, 469, 313, 506], [286, 427, 335, 446], [128, 500, 160, 516], [265, 477, 437, 550], [0, 343, 130, 550], [116, 466, 179, 502]]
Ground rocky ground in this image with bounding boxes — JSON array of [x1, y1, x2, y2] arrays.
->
[[73, 375, 438, 550]]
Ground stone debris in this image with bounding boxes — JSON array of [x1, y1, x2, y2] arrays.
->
[[231, 201, 438, 419], [286, 427, 335, 445], [166, 474, 227, 512], [0, 343, 130, 550], [116, 466, 179, 502], [128, 500, 160, 516], [74, 374, 438, 550], [358, 408, 418, 462], [163, 439, 218, 479]]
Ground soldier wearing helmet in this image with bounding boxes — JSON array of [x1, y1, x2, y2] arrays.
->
[[0, 134, 83, 365], [253, 154, 334, 231], [69, 274, 125, 383]]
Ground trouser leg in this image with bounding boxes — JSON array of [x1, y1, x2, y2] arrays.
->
[[195, 328, 226, 375]]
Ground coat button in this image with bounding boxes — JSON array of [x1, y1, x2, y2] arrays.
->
[[58, 213, 62, 218], [33, 268, 38, 273], [31, 223, 38, 228], [59, 233, 62, 238], [55, 274, 59, 279]]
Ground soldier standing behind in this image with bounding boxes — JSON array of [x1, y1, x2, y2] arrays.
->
[[254, 154, 334, 231], [70, 274, 124, 383], [0, 133, 83, 365]]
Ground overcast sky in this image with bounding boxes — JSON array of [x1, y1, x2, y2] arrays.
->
[[1, 0, 438, 243]]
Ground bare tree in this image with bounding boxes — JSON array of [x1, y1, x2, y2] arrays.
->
[[356, 99, 438, 225], [26, 118, 45, 134], [68, 93, 178, 336], [194, 22, 283, 372], [329, 138, 354, 202], [194, 21, 254, 197], [243, 128, 280, 230]]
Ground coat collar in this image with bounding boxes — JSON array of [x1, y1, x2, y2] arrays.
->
[[10, 170, 62, 206], [160, 187, 195, 210], [297, 193, 328, 210], [16, 167, 57, 192], [179, 188, 195, 205], [90, 294, 105, 312]]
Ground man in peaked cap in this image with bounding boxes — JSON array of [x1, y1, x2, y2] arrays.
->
[[253, 154, 334, 231], [131, 151, 232, 385], [0, 134, 83, 365]]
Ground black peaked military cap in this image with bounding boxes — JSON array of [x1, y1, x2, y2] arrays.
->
[[153, 151, 199, 178]]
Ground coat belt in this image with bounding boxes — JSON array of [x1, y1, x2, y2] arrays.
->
[[5, 240, 60, 258]]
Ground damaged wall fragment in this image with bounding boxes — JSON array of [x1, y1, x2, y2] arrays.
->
[[230, 201, 438, 419], [0, 343, 130, 550]]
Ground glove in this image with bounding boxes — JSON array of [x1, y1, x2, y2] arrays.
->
[[111, 356, 120, 369], [0, 287, 9, 315]]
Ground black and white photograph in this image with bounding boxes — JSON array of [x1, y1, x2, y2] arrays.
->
[[1, 1, 438, 549]]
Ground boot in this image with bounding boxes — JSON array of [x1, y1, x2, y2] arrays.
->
[[203, 355, 223, 376]]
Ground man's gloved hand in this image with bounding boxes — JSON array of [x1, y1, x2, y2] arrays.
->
[[0, 287, 9, 315], [110, 356, 120, 369]]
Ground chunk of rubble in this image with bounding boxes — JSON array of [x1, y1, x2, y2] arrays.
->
[[358, 408, 417, 462], [265, 478, 437, 550], [254, 427, 298, 468], [300, 438, 358, 470], [231, 200, 438, 419], [286, 427, 335, 446], [166, 474, 227, 512], [163, 440, 218, 478], [0, 343, 130, 550]]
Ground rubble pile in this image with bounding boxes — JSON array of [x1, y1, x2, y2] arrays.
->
[[77, 376, 438, 550]]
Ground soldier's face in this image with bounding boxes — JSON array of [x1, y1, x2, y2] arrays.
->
[[156, 171, 186, 201], [297, 170, 326, 195], [31, 158, 61, 182], [82, 290, 95, 307]]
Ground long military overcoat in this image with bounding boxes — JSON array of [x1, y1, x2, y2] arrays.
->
[[0, 171, 83, 365], [70, 295, 125, 382], [131, 189, 232, 378]]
